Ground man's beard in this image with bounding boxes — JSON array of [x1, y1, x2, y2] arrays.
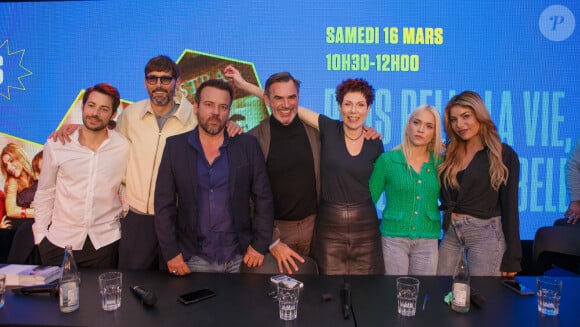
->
[[150, 88, 173, 106], [199, 116, 226, 135], [83, 116, 108, 132], [151, 94, 170, 106]]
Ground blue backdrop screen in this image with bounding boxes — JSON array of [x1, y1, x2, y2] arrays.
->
[[0, 1, 578, 239]]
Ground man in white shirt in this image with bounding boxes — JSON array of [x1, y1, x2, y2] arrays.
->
[[33, 83, 129, 268]]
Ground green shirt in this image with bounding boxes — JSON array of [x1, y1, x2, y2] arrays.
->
[[369, 148, 442, 239]]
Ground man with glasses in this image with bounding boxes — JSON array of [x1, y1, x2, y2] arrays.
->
[[115, 55, 197, 270]]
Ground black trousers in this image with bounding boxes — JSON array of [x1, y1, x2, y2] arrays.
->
[[38, 237, 119, 269], [118, 210, 162, 270]]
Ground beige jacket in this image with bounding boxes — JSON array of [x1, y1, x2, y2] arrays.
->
[[117, 96, 196, 214]]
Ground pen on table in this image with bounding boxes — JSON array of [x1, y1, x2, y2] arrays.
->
[[422, 294, 429, 311]]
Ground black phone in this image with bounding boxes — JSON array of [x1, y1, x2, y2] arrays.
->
[[501, 279, 535, 296], [178, 288, 216, 305]]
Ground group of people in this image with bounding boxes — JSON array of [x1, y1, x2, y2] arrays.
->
[[227, 66, 523, 277], [24, 54, 531, 277]]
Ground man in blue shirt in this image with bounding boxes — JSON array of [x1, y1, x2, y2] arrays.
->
[[154, 79, 274, 274]]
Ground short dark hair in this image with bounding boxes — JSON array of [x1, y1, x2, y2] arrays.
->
[[194, 79, 234, 106], [335, 78, 375, 106], [82, 83, 120, 111], [264, 72, 301, 96], [144, 55, 180, 79]]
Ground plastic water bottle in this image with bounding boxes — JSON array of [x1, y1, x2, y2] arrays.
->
[[59, 245, 80, 313], [451, 246, 470, 313]]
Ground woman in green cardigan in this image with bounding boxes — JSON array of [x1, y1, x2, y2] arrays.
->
[[369, 105, 443, 275]]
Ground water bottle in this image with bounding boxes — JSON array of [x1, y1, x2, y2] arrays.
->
[[59, 245, 80, 313], [451, 246, 470, 313]]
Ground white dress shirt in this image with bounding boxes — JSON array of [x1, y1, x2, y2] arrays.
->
[[33, 129, 129, 250]]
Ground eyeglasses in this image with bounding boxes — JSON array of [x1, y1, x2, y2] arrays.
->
[[145, 75, 174, 85]]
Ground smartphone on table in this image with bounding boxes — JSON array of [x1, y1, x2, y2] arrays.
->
[[501, 278, 535, 296], [270, 274, 304, 289], [178, 288, 216, 305]]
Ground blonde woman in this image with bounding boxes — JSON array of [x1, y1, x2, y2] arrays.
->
[[1, 143, 36, 228], [437, 91, 521, 277], [369, 105, 443, 275]]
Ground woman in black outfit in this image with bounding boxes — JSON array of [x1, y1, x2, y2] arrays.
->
[[437, 91, 521, 277], [299, 79, 384, 275]]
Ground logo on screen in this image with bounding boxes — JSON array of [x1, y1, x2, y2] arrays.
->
[[539, 5, 575, 42], [0, 40, 32, 100]]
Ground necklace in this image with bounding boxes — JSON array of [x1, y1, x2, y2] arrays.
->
[[344, 129, 364, 144]]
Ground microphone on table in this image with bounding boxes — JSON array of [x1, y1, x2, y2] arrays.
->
[[341, 282, 351, 319], [12, 282, 59, 297], [130, 285, 157, 307]]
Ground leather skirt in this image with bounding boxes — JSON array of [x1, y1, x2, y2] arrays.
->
[[312, 199, 384, 275]]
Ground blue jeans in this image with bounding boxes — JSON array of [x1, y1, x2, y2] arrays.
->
[[437, 215, 506, 276], [382, 237, 438, 276], [186, 254, 242, 273]]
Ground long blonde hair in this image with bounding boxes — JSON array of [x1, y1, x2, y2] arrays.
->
[[401, 105, 442, 168], [1, 143, 36, 189], [438, 91, 508, 191]]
